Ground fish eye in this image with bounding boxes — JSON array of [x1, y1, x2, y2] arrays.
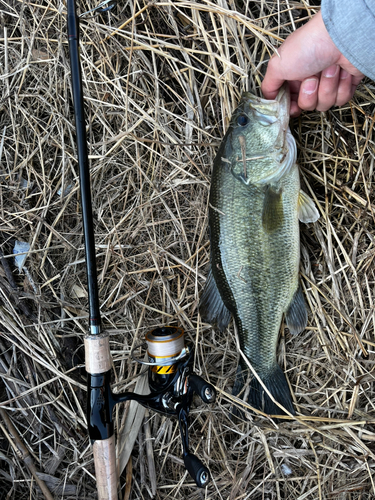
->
[[237, 114, 249, 127]]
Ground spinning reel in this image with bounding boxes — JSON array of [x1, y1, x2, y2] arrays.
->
[[88, 326, 216, 488]]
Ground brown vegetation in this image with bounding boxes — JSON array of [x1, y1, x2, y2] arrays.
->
[[0, 0, 375, 498]]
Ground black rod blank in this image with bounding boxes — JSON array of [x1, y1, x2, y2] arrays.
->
[[67, 0, 101, 330]]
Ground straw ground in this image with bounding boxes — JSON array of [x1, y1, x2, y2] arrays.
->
[[1, 0, 375, 498]]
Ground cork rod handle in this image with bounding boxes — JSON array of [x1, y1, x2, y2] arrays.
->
[[93, 435, 118, 500], [85, 335, 118, 500]]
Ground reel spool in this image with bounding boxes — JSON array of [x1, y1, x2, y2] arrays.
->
[[145, 326, 185, 390]]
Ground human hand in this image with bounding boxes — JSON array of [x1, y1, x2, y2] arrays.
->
[[261, 11, 364, 117]]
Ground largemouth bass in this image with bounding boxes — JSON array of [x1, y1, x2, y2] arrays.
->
[[200, 85, 319, 416]]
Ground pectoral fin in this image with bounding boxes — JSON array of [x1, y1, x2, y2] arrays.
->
[[285, 284, 308, 335], [199, 266, 231, 332], [262, 185, 284, 233], [298, 190, 320, 223]]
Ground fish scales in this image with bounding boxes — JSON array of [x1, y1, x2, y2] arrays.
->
[[200, 85, 319, 417], [210, 165, 300, 370]]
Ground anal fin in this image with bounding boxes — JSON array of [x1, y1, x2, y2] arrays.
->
[[199, 266, 231, 332], [285, 284, 308, 335]]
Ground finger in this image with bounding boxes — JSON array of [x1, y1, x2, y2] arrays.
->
[[335, 70, 353, 106], [290, 101, 302, 117], [289, 80, 301, 96], [316, 64, 339, 112], [298, 77, 319, 112], [261, 55, 286, 99], [289, 81, 301, 117], [351, 73, 364, 99], [352, 74, 364, 87]]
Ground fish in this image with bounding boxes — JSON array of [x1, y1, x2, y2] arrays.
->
[[199, 85, 319, 417]]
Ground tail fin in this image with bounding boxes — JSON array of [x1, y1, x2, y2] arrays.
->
[[234, 363, 295, 419]]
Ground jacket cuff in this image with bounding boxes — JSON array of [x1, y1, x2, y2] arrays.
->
[[322, 0, 375, 79]]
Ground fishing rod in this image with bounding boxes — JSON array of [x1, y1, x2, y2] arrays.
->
[[66, 1, 216, 497]]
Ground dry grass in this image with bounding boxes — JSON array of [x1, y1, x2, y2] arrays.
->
[[1, 0, 375, 498]]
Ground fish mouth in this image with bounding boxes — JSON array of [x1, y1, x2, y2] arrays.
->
[[240, 84, 290, 125], [275, 83, 289, 106], [275, 83, 290, 125]]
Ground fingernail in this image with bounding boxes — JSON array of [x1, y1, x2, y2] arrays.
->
[[322, 65, 339, 78], [340, 70, 349, 79], [302, 78, 318, 95]]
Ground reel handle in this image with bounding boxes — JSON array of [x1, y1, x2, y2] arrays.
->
[[183, 453, 210, 488], [189, 374, 216, 404]]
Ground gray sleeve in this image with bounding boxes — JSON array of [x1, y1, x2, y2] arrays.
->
[[322, 0, 375, 80]]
